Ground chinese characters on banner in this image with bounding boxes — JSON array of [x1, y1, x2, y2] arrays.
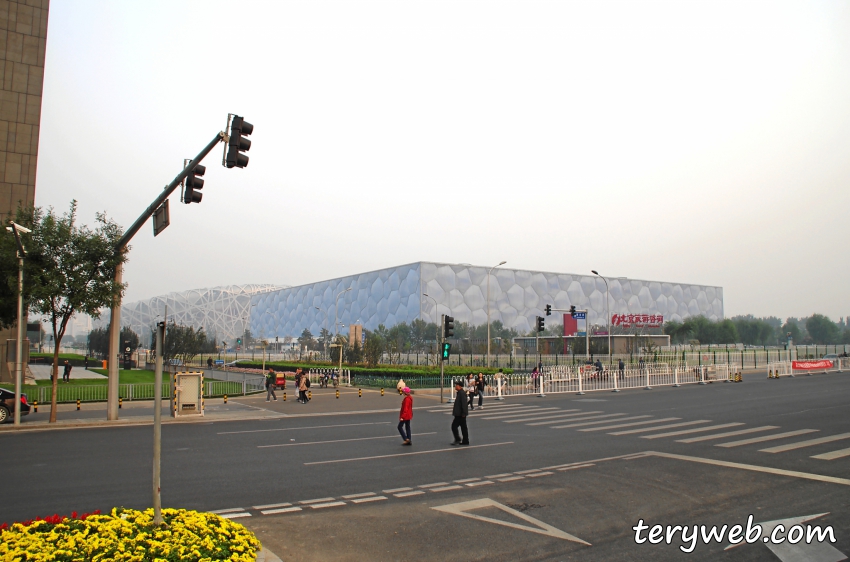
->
[[611, 314, 664, 328]]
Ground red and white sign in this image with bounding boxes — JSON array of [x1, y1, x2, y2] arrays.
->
[[611, 314, 664, 328], [792, 360, 833, 370]]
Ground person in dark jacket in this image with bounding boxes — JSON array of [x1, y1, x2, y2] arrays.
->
[[451, 380, 469, 445], [476, 373, 486, 409], [398, 387, 413, 445]]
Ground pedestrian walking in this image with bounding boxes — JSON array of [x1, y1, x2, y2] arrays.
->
[[62, 360, 72, 382], [451, 380, 469, 445], [476, 373, 486, 409], [466, 373, 476, 411], [84, 355, 89, 370], [299, 369, 309, 403], [265, 368, 277, 401], [207, 357, 213, 369], [618, 359, 625, 379], [595, 359, 604, 379], [398, 386, 413, 445]]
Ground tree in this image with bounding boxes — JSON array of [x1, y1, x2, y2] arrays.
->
[[156, 323, 210, 365], [2, 203, 126, 423], [88, 326, 140, 358], [298, 328, 315, 351], [806, 314, 840, 345], [363, 332, 383, 367]]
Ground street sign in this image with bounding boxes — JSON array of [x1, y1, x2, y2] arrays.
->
[[573, 312, 586, 319], [577, 331, 587, 336], [152, 200, 170, 237]]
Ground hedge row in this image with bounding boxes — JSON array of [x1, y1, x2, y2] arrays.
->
[[233, 361, 513, 377]]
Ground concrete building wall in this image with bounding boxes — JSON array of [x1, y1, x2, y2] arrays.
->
[[0, 0, 48, 383]]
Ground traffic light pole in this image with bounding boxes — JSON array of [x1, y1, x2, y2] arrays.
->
[[440, 314, 445, 404], [107, 131, 227, 420]]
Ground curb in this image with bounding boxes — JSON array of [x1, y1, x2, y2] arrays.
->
[[256, 547, 282, 562]]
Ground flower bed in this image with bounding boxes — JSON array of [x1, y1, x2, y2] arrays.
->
[[0, 507, 261, 561]]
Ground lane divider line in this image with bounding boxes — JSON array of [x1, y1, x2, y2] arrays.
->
[[304, 442, 514, 465]]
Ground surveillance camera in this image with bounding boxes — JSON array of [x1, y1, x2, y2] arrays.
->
[[9, 222, 31, 234]]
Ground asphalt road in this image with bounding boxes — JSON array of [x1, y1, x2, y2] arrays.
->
[[3, 373, 849, 561]]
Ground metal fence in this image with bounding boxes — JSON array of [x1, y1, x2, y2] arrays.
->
[[20, 375, 266, 405], [767, 358, 850, 379]]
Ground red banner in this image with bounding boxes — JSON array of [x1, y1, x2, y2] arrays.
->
[[611, 313, 663, 328], [792, 360, 833, 370]]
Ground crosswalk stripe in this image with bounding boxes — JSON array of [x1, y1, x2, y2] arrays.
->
[[676, 426, 779, 443], [579, 418, 680, 432], [502, 412, 595, 424], [525, 412, 607, 426], [428, 403, 525, 413], [608, 420, 712, 436], [476, 408, 564, 420], [715, 429, 819, 448], [760, 432, 850, 454], [551, 415, 649, 429], [811, 447, 850, 460], [525, 413, 622, 426], [641, 423, 744, 439], [464, 406, 548, 417]]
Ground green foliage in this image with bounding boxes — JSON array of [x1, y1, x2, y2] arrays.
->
[[153, 323, 214, 364], [87, 326, 140, 358], [729, 317, 776, 345], [806, 314, 841, 345]]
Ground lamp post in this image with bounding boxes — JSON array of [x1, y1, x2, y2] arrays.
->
[[335, 288, 352, 336], [6, 222, 31, 426], [591, 270, 611, 365], [315, 306, 329, 360], [487, 261, 507, 368]]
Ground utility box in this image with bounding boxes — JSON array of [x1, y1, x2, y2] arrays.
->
[[173, 372, 204, 417]]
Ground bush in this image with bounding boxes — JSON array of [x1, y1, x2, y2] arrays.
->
[[235, 361, 513, 378]]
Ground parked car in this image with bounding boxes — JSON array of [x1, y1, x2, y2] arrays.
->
[[0, 387, 31, 423]]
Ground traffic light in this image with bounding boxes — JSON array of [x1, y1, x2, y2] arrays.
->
[[184, 164, 205, 204], [443, 315, 455, 338], [226, 115, 253, 168], [569, 305, 576, 317], [441, 342, 451, 360], [236, 338, 242, 346], [545, 304, 552, 316], [536, 316, 545, 332]]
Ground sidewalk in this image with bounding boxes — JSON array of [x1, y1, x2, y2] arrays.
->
[[0, 385, 446, 432]]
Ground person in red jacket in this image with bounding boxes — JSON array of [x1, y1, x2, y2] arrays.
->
[[398, 386, 413, 445]]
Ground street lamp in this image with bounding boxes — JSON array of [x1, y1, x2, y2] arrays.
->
[[6, 221, 31, 426], [315, 306, 329, 359], [487, 261, 506, 368], [591, 270, 611, 365], [335, 288, 352, 336]]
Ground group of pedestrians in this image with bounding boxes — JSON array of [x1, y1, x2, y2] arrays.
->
[[264, 367, 312, 403], [464, 373, 487, 411], [395, 378, 474, 447]]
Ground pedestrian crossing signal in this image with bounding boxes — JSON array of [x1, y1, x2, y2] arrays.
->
[[441, 342, 451, 360], [536, 316, 545, 332]]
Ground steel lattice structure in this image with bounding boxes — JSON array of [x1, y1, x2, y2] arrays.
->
[[96, 284, 285, 346]]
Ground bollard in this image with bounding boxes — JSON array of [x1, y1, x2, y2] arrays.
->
[[76, 398, 80, 411], [336, 389, 339, 399], [358, 388, 362, 398], [768, 369, 772, 379], [33, 400, 37, 413], [283, 392, 286, 401], [538, 372, 546, 398], [119, 397, 123, 409], [496, 377, 504, 401], [308, 390, 312, 401], [224, 394, 228, 404], [644, 367, 652, 390], [673, 367, 680, 388], [381, 388, 384, 397], [698, 366, 707, 385], [613, 366, 621, 392], [576, 370, 585, 395]]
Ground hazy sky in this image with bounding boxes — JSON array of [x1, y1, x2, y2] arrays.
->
[[33, 0, 850, 320]]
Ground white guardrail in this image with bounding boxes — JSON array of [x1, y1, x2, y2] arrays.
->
[[767, 358, 849, 379]]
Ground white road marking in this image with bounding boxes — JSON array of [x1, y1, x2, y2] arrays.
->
[[210, 508, 246, 514], [253, 502, 292, 510], [647, 451, 850, 486], [395, 490, 426, 498], [258, 432, 437, 448], [310, 501, 346, 509], [504, 412, 602, 424], [431, 485, 463, 492], [261, 506, 302, 515], [474, 407, 562, 419], [432, 498, 590, 544], [641, 423, 745, 439], [812, 447, 850, 460], [526, 471, 553, 478], [341, 493, 375, 499], [497, 476, 524, 482], [526, 412, 623, 426], [485, 473, 513, 479], [454, 477, 481, 483], [218, 421, 391, 435], [676, 426, 779, 443], [608, 420, 712, 435], [579, 418, 680, 432], [430, 403, 525, 413], [724, 512, 846, 561], [383, 487, 412, 493], [351, 496, 388, 504], [760, 432, 850, 454], [299, 497, 336, 505], [558, 464, 595, 471], [418, 482, 450, 488], [465, 480, 495, 487], [551, 415, 650, 429], [303, 442, 514, 465], [524, 411, 609, 425], [515, 469, 541, 474], [219, 512, 252, 519], [716, 429, 819, 448]]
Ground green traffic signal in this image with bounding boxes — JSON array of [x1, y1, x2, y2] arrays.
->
[[441, 342, 451, 360]]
